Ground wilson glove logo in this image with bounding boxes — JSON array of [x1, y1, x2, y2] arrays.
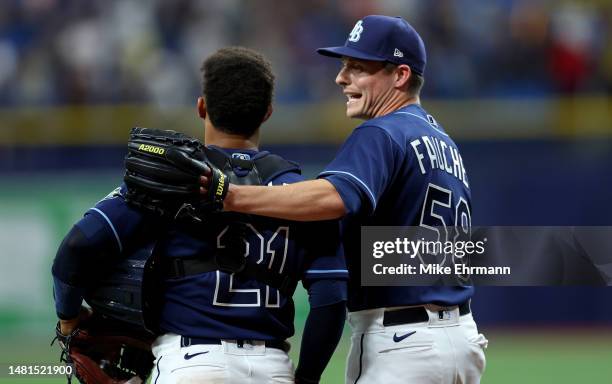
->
[[138, 144, 165, 155], [216, 173, 226, 196]]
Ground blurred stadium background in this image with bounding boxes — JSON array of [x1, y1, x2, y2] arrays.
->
[[0, 0, 611, 383]]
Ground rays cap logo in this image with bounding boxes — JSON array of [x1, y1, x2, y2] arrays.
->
[[316, 15, 426, 76], [348, 20, 364, 42]]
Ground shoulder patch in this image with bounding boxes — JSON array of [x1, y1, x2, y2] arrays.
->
[[99, 187, 123, 202]]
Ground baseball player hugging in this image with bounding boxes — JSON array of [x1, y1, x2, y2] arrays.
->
[[203, 15, 489, 384]]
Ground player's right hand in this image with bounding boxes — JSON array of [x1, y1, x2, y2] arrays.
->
[[59, 307, 92, 335], [59, 318, 79, 336]]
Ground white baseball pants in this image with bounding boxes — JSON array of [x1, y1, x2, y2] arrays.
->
[[150, 333, 294, 384], [346, 305, 487, 384]]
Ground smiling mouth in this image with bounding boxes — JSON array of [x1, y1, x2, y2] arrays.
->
[[346, 93, 362, 103]]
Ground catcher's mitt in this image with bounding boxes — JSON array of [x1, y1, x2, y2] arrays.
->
[[52, 314, 154, 384], [123, 127, 228, 218]]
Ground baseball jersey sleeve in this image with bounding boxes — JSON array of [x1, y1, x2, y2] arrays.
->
[[267, 167, 349, 306], [301, 221, 348, 280], [77, 185, 151, 253], [299, 220, 348, 307], [267, 170, 304, 186], [319, 125, 404, 216], [53, 184, 154, 318]]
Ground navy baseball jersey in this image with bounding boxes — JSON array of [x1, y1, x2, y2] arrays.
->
[[57, 148, 348, 341], [320, 104, 474, 311]]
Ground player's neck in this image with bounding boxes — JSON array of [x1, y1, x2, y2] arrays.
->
[[205, 125, 259, 150], [377, 95, 419, 118]]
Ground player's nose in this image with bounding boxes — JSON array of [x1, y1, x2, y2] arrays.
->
[[336, 67, 349, 87]]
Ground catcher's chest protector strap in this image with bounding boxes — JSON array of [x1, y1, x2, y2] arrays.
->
[[203, 146, 301, 185], [164, 256, 297, 298], [166, 147, 301, 295]]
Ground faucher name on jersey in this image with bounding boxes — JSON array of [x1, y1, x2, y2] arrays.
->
[[410, 135, 469, 188]]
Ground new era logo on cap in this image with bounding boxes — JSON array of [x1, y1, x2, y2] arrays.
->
[[316, 15, 427, 76]]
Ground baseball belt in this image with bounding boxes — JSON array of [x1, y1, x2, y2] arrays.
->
[[180, 336, 291, 353], [383, 300, 471, 326]]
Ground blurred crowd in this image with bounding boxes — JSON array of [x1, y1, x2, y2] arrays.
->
[[0, 0, 610, 107]]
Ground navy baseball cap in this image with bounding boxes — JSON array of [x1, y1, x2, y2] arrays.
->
[[317, 15, 426, 76]]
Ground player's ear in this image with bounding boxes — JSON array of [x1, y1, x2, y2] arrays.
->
[[197, 97, 207, 119], [262, 104, 273, 123], [395, 65, 412, 89]]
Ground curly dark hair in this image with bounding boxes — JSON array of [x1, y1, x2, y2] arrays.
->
[[201, 47, 275, 137]]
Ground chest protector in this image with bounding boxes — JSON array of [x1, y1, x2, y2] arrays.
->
[[85, 147, 301, 335]]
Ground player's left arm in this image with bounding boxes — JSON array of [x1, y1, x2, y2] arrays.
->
[[295, 279, 347, 384], [295, 220, 348, 383], [53, 214, 119, 333], [52, 186, 152, 334]]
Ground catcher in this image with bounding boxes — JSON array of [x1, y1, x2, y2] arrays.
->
[[52, 47, 348, 383]]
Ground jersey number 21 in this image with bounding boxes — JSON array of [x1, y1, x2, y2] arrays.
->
[[213, 224, 289, 308]]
